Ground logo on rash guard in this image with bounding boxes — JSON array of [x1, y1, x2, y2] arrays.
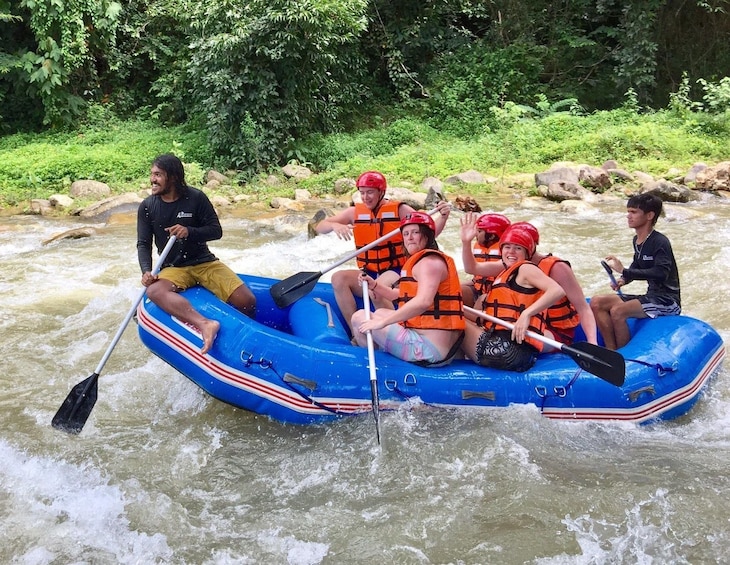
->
[[176, 212, 193, 219]]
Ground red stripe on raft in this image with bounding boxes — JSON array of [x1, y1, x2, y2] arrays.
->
[[542, 346, 725, 422], [137, 303, 372, 416]]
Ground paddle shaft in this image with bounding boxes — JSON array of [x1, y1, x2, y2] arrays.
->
[[362, 280, 381, 444], [601, 260, 623, 296], [464, 305, 565, 350], [463, 305, 625, 386], [321, 206, 442, 275], [93, 235, 178, 374], [270, 206, 444, 308], [53, 235, 177, 432]]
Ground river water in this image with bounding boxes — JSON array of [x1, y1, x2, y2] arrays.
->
[[2, 193, 729, 564]]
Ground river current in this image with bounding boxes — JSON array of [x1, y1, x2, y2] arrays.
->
[[1, 193, 729, 564]]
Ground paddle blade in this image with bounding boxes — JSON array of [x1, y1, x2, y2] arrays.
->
[[563, 342, 626, 387], [51, 374, 99, 434], [269, 272, 322, 308], [370, 379, 381, 445]]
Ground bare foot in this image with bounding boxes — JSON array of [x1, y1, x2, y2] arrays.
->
[[199, 319, 220, 354]]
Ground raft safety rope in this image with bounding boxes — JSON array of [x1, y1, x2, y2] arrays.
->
[[536, 367, 583, 412], [623, 357, 678, 376], [239, 350, 359, 417]]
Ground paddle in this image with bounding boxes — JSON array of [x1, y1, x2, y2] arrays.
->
[[601, 260, 623, 296], [270, 206, 441, 308], [52, 235, 178, 434], [362, 280, 381, 444], [463, 305, 625, 387]]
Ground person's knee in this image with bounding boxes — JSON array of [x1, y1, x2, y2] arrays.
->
[[229, 285, 256, 317], [608, 304, 631, 322], [146, 280, 173, 303], [351, 310, 365, 327]]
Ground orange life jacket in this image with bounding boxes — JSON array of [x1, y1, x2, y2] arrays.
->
[[397, 249, 465, 331], [536, 255, 580, 333], [481, 260, 547, 351], [353, 201, 405, 272], [472, 241, 502, 295]]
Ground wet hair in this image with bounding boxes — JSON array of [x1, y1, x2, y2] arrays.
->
[[627, 192, 663, 226], [152, 153, 186, 190]]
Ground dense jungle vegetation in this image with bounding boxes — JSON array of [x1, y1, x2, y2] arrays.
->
[[0, 0, 729, 207]]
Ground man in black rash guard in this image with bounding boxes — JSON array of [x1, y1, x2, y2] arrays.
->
[[137, 153, 256, 354], [590, 192, 681, 350]]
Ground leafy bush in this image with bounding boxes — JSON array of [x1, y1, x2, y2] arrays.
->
[[0, 120, 210, 205], [425, 41, 545, 136], [186, 0, 369, 174], [293, 117, 437, 171]]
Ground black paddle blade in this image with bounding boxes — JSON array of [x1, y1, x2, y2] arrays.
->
[[563, 342, 626, 387], [269, 271, 321, 308], [51, 374, 99, 434], [370, 380, 381, 445]]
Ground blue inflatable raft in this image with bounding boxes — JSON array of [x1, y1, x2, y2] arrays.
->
[[136, 274, 725, 425]]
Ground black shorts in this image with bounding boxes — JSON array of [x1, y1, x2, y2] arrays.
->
[[475, 329, 537, 373]]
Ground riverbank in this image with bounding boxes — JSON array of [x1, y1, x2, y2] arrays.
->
[[15, 158, 728, 229]]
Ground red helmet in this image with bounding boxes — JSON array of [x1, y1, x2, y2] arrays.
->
[[400, 211, 436, 233], [511, 221, 540, 245], [356, 171, 387, 191], [476, 213, 511, 237], [499, 226, 536, 258]]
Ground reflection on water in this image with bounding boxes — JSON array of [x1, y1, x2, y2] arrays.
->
[[1, 196, 729, 564]]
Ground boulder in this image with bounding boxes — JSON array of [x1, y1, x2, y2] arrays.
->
[[70, 179, 111, 199], [78, 193, 143, 221], [534, 166, 579, 187], [49, 194, 74, 209], [578, 165, 612, 192], [683, 162, 708, 184], [282, 163, 312, 180], [206, 169, 229, 184], [42, 227, 97, 245], [444, 169, 485, 185], [333, 178, 355, 195], [421, 177, 444, 193], [640, 180, 698, 203], [695, 161, 730, 191]]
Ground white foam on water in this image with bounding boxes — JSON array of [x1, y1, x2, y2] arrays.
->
[[0, 439, 173, 564], [256, 528, 329, 565], [535, 489, 688, 564]]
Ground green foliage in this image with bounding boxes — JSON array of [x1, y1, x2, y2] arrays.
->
[[15, 0, 122, 126], [425, 41, 545, 136], [1, 103, 729, 209], [698, 76, 730, 113], [105, 0, 192, 122], [186, 0, 369, 173], [0, 119, 210, 205], [613, 1, 661, 105], [291, 117, 436, 171]]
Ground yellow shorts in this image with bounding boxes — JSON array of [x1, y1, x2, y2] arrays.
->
[[158, 260, 242, 303]]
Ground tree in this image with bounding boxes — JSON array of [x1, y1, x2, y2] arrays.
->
[[186, 0, 369, 172]]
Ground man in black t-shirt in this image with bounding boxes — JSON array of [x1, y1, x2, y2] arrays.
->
[[590, 192, 681, 350], [137, 154, 256, 354]]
